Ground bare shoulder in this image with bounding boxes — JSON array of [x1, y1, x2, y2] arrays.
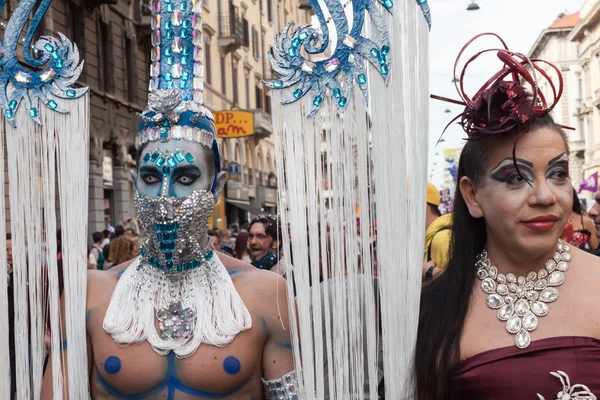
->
[[86, 269, 119, 310], [571, 246, 600, 274]]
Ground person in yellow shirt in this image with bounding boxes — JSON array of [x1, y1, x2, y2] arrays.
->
[[423, 183, 452, 281]]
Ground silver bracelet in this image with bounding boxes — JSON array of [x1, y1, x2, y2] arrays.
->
[[262, 369, 300, 400]]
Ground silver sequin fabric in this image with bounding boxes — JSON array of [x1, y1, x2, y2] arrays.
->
[[262, 370, 300, 400]]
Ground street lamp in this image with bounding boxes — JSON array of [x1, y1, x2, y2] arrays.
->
[[467, 1, 480, 11]]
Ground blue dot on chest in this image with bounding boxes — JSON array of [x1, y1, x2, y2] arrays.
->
[[104, 356, 122, 375], [222, 356, 241, 375]]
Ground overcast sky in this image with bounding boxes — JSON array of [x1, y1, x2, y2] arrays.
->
[[427, 0, 586, 187]]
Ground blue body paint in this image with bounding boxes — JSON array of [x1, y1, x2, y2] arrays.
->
[[228, 269, 240, 277], [60, 340, 68, 350], [86, 310, 91, 323], [96, 352, 250, 399], [223, 356, 241, 375], [117, 270, 125, 277], [104, 356, 122, 374]]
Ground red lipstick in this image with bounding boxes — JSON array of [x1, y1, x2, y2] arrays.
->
[[521, 215, 559, 232]]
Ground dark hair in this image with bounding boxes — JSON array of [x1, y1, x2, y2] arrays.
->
[[249, 216, 282, 249], [92, 231, 104, 243], [234, 231, 249, 259], [427, 203, 441, 218], [207, 229, 220, 240], [6, 233, 10, 241], [102, 229, 111, 238], [114, 225, 125, 238], [572, 188, 582, 215], [414, 113, 568, 399]]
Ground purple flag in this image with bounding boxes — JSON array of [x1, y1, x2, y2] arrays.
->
[[579, 172, 598, 194]]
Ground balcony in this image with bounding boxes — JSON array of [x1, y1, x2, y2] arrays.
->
[[218, 12, 245, 53], [253, 109, 272, 138]]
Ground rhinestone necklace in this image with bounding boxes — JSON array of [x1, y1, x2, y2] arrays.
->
[[476, 240, 571, 349]]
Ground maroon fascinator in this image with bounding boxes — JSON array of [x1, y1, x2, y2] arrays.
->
[[433, 33, 573, 140]]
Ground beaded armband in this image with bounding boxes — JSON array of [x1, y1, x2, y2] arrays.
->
[[262, 370, 300, 400]]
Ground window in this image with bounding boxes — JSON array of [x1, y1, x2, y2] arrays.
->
[[251, 27, 259, 60], [267, 0, 272, 22], [264, 92, 271, 114], [255, 83, 263, 110], [99, 21, 114, 93], [245, 75, 250, 108], [220, 55, 227, 94], [242, 18, 250, 47], [205, 37, 212, 84], [68, 4, 86, 80], [125, 38, 136, 103], [232, 62, 239, 105]]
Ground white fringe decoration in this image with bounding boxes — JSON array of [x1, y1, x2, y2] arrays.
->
[[0, 115, 10, 399], [4, 94, 90, 400], [104, 256, 252, 358], [272, 1, 429, 398]]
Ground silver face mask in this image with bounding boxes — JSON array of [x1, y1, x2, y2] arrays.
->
[[134, 189, 215, 271]]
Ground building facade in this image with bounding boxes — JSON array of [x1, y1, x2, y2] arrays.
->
[[1, 0, 311, 237], [528, 12, 584, 190]]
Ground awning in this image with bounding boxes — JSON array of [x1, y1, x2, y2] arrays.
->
[[227, 199, 265, 216]]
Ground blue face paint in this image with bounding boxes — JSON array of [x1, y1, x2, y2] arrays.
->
[[104, 356, 122, 375], [223, 356, 241, 375]]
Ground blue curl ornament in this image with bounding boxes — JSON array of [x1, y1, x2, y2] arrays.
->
[[0, 0, 88, 127], [264, 0, 431, 117]]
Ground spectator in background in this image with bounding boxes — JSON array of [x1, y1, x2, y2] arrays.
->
[[125, 228, 135, 237], [219, 229, 235, 257], [560, 188, 598, 251], [423, 182, 452, 282], [102, 229, 111, 247], [587, 189, 600, 256], [88, 232, 105, 270], [102, 244, 113, 270], [248, 216, 291, 278], [208, 229, 221, 251], [234, 231, 251, 262], [108, 236, 138, 266], [114, 225, 125, 239]]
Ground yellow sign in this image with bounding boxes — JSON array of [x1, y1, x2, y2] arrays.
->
[[214, 111, 254, 138]]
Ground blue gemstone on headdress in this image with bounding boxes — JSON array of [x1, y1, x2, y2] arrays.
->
[[182, 47, 190, 56], [185, 261, 193, 270], [143, 153, 151, 163], [166, 57, 174, 65], [166, 3, 174, 11], [29, 108, 39, 118], [179, 81, 186, 89], [193, 260, 201, 268], [160, 127, 169, 138], [291, 38, 301, 47], [162, 120, 170, 127], [182, 20, 191, 29], [380, 64, 389, 75], [162, 165, 171, 176], [378, 55, 386, 65], [182, 72, 190, 81], [47, 100, 58, 110], [176, 264, 183, 272], [185, 153, 195, 163], [338, 97, 347, 107], [357, 74, 367, 84], [370, 48, 380, 58], [165, 20, 172, 30], [166, 30, 174, 39], [4, 110, 13, 119], [51, 51, 60, 60], [273, 80, 283, 88], [166, 261, 174, 270], [8, 100, 17, 110], [165, 73, 173, 82], [288, 47, 298, 57], [165, 251, 173, 261], [156, 156, 165, 167], [151, 152, 160, 162], [299, 32, 308, 40], [181, 29, 189, 39], [165, 48, 173, 57], [333, 88, 341, 98], [166, 82, 174, 90], [44, 43, 54, 52], [180, 1, 187, 10], [381, 45, 390, 56], [383, 0, 393, 9], [313, 96, 322, 107], [66, 89, 76, 98], [167, 157, 177, 168], [181, 56, 189, 66], [175, 152, 185, 162], [293, 89, 303, 99]]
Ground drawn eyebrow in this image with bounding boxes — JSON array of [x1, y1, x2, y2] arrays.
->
[[490, 157, 533, 172], [547, 153, 567, 166]]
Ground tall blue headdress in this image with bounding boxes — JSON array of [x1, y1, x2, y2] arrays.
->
[[263, 0, 432, 398], [136, 0, 220, 185], [0, 0, 90, 397]]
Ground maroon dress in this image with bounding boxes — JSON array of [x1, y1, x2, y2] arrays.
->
[[452, 336, 600, 399]]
